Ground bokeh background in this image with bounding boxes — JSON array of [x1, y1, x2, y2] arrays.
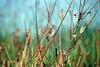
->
[[0, 0, 99, 34], [0, 0, 100, 66]]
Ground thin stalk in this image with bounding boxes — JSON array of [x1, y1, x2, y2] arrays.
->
[[79, 0, 82, 14], [4, 47, 11, 62], [54, 0, 74, 36], [43, 0, 58, 36], [35, 0, 40, 45], [24, 20, 27, 33], [76, 54, 83, 67], [66, 9, 99, 56], [81, 0, 86, 14], [81, 1, 98, 22], [74, 0, 98, 34], [70, 10, 73, 40], [51, 0, 58, 17]]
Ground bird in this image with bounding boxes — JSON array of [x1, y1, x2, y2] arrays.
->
[[42, 22, 55, 41], [46, 24, 56, 41]]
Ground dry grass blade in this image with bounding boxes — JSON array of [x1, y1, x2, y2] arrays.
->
[[43, 0, 50, 37], [82, 9, 99, 33], [84, 0, 98, 14], [66, 9, 99, 56], [80, 1, 98, 22], [58, 50, 64, 67], [35, 0, 40, 52], [79, 0, 82, 14], [24, 19, 27, 33], [51, 0, 58, 17], [2, 43, 11, 62], [54, 0, 74, 36], [19, 29, 31, 67], [76, 54, 84, 67], [74, 0, 98, 34], [2, 59, 6, 67], [69, 10, 74, 40], [43, 0, 58, 37], [78, 0, 86, 21], [39, 41, 52, 62], [75, 0, 86, 31], [44, 0, 49, 13], [81, 0, 86, 13]]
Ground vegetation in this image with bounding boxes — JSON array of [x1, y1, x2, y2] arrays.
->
[[0, 0, 100, 67]]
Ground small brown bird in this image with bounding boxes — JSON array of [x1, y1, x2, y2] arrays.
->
[[46, 23, 56, 41]]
